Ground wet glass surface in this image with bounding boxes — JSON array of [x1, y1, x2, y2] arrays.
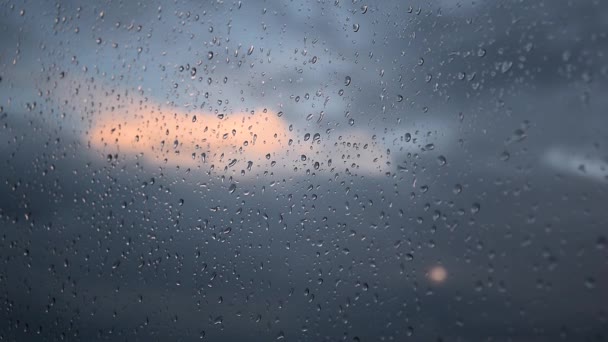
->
[[1, 1, 607, 341]]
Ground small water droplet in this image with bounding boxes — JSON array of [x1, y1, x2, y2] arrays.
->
[[437, 155, 447, 166], [471, 203, 480, 214], [501, 61, 513, 73], [453, 184, 462, 194], [596, 236, 606, 249]]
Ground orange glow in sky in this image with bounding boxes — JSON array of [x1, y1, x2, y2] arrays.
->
[[89, 103, 293, 171], [84, 101, 392, 178]]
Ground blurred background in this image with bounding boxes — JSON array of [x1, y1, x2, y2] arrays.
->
[[1, 0, 607, 341]]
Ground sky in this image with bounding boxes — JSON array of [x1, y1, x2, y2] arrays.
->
[[1, 0, 608, 341]]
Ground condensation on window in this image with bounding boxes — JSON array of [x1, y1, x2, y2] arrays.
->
[[0, 1, 607, 341]]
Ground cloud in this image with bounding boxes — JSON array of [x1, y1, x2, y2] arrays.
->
[[543, 147, 608, 183], [85, 94, 396, 179]]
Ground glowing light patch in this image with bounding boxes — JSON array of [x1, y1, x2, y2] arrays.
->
[[86, 102, 393, 178], [428, 265, 448, 284]]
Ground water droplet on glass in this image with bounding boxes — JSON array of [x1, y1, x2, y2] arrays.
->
[[437, 155, 447, 166], [596, 236, 606, 249], [471, 203, 480, 214], [453, 184, 462, 194]]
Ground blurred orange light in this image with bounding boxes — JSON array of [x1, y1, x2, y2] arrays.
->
[[428, 265, 447, 284]]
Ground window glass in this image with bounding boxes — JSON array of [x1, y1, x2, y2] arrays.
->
[[1, 1, 607, 341]]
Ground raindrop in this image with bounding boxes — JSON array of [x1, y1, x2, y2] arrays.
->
[[344, 76, 351, 86], [501, 61, 513, 73], [585, 277, 596, 289], [437, 155, 447, 166], [596, 236, 606, 249], [471, 203, 480, 214], [453, 184, 462, 194]]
